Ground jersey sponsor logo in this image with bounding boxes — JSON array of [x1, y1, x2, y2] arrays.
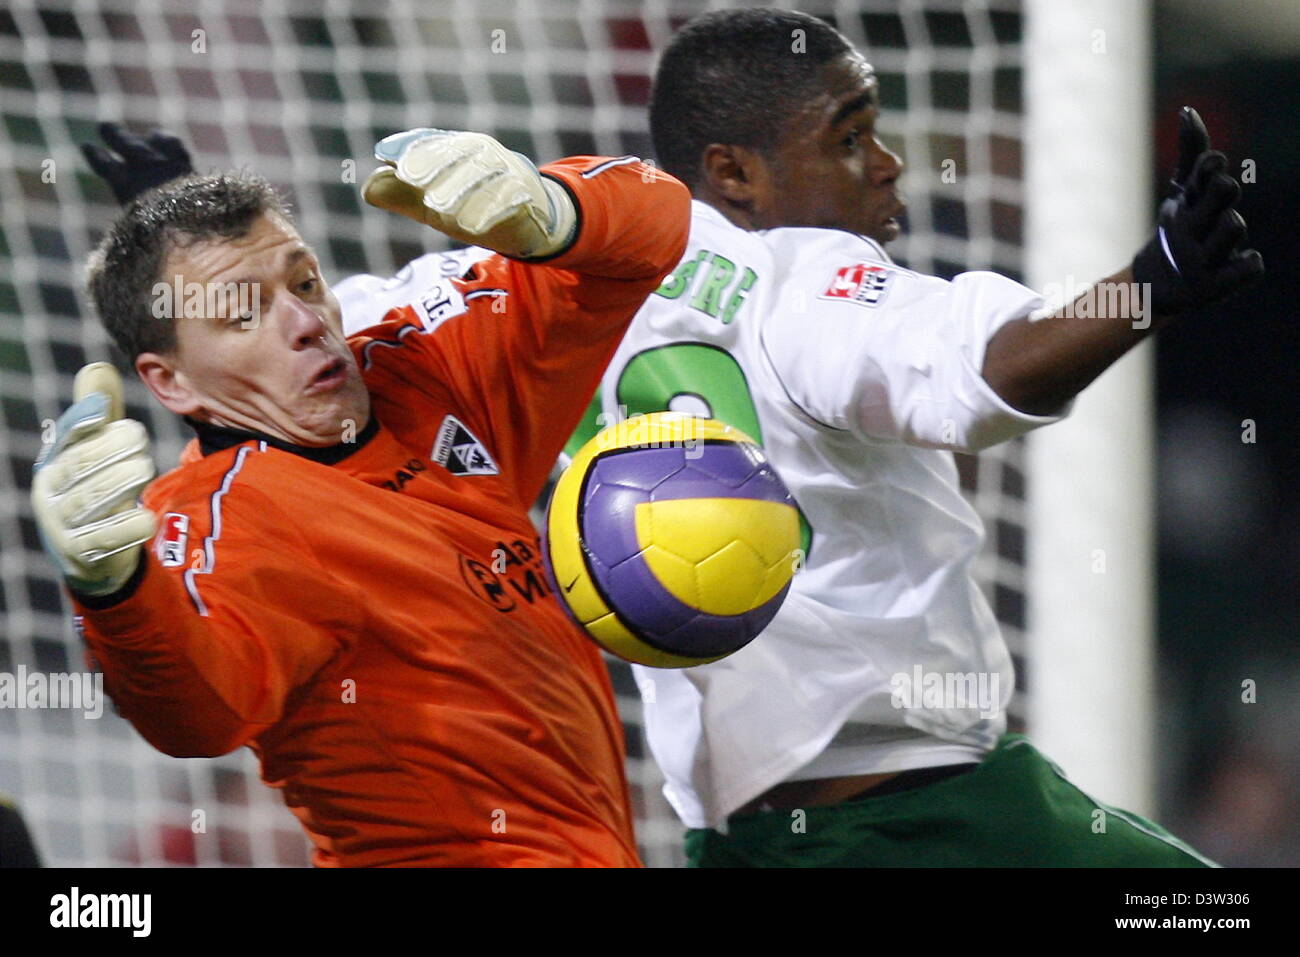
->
[[414, 278, 468, 331], [458, 538, 555, 613], [459, 554, 516, 612], [820, 262, 892, 307], [432, 415, 499, 476], [382, 457, 428, 492], [156, 512, 189, 567]]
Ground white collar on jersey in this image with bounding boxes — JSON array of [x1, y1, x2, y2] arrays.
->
[[690, 198, 896, 266]]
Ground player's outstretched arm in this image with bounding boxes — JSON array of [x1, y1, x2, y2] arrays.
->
[[981, 107, 1264, 416], [81, 122, 195, 205], [355, 129, 689, 504], [39, 369, 360, 758]]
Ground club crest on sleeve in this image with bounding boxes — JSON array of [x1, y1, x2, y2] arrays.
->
[[432, 415, 499, 476], [156, 512, 190, 567], [821, 262, 892, 307]]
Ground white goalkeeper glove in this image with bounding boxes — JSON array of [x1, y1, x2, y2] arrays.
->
[[361, 128, 578, 259], [32, 363, 156, 597]]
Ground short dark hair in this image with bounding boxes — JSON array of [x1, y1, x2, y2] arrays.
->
[[649, 8, 854, 190], [86, 172, 290, 360]]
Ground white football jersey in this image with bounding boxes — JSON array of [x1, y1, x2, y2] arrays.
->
[[335, 204, 1071, 830], [597, 202, 1070, 829]]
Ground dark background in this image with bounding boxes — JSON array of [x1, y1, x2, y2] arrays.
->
[[1152, 0, 1299, 865]]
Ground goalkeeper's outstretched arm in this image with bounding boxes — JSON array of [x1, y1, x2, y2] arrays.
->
[[34, 365, 361, 758], [354, 128, 690, 504]]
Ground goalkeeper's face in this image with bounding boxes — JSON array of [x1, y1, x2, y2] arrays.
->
[[756, 53, 906, 244], [137, 212, 371, 447]]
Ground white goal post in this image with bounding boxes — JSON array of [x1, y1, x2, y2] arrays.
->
[[1024, 0, 1156, 816]]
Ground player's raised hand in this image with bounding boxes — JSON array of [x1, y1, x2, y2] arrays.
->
[[81, 121, 194, 205], [362, 129, 578, 260], [32, 363, 156, 597], [1132, 106, 1264, 316]]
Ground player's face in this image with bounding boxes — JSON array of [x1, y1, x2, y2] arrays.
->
[[141, 213, 370, 446], [758, 53, 906, 243]]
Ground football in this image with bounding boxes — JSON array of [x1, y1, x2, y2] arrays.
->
[[543, 412, 802, 668]]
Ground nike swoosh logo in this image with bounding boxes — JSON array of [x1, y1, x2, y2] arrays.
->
[[564, 576, 580, 593]]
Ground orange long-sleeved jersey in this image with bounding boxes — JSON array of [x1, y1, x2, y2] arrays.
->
[[70, 156, 690, 867]]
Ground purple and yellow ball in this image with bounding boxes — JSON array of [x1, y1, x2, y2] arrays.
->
[[544, 413, 801, 668]]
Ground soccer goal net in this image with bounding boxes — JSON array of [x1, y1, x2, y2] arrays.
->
[[0, 0, 1044, 868]]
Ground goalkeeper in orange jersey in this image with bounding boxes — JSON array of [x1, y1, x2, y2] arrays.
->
[[37, 128, 690, 866]]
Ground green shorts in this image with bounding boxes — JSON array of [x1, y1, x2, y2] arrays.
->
[[685, 734, 1215, 867]]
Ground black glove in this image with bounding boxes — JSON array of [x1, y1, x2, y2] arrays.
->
[[1131, 106, 1264, 317], [80, 121, 194, 205]]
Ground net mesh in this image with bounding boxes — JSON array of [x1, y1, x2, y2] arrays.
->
[[0, 0, 1026, 868]]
